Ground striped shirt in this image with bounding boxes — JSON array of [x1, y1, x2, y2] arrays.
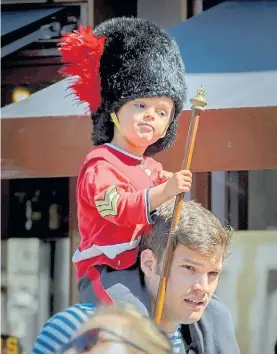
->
[[168, 326, 182, 353], [32, 304, 95, 354], [32, 304, 183, 354]]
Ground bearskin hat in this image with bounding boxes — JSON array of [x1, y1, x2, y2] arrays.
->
[[59, 17, 187, 156]]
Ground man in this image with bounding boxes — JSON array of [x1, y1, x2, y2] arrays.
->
[[139, 199, 239, 353], [32, 199, 240, 354]]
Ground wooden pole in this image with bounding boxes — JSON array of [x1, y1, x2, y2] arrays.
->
[[87, 0, 94, 27], [180, 0, 188, 22], [193, 0, 203, 16], [153, 87, 207, 324], [69, 177, 80, 305], [68, 0, 95, 306]]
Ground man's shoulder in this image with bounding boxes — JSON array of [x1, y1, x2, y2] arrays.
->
[[31, 304, 95, 354], [205, 294, 233, 322], [200, 295, 240, 353], [185, 295, 240, 354]]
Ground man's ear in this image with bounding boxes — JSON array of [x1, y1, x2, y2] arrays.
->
[[140, 249, 157, 278]]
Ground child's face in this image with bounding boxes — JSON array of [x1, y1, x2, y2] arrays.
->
[[116, 96, 174, 148]]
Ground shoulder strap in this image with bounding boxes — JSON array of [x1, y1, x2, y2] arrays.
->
[[82, 145, 154, 190], [180, 325, 195, 353]]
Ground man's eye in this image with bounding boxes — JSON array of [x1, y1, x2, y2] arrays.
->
[[209, 272, 219, 277], [183, 265, 195, 272]]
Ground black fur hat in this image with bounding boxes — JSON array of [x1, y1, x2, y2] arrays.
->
[[92, 17, 187, 156], [60, 17, 187, 156]]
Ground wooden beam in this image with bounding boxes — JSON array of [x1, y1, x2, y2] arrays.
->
[[191, 172, 210, 209], [69, 177, 80, 305], [87, 0, 94, 26], [180, 0, 188, 21], [1, 65, 62, 86], [53, 0, 87, 2], [157, 106, 277, 173], [1, 106, 277, 179], [1, 180, 10, 239]]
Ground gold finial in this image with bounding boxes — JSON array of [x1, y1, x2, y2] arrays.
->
[[190, 86, 207, 111]]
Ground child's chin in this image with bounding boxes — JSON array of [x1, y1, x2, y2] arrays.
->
[[138, 132, 156, 141], [130, 138, 151, 147]]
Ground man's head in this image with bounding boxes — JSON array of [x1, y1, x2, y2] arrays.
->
[[140, 199, 232, 331]]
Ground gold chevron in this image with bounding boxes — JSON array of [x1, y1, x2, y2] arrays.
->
[[95, 185, 120, 217]]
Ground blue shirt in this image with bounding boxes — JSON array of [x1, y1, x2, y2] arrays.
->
[[168, 326, 183, 353], [32, 304, 95, 354], [32, 304, 182, 354]]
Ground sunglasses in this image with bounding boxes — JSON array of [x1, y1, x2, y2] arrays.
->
[[58, 327, 150, 354]]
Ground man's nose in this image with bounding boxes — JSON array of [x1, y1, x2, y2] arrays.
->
[[192, 274, 209, 294]]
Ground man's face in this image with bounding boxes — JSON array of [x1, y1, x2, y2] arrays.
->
[[141, 244, 223, 331]]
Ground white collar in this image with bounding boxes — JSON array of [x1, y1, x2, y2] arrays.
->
[[105, 143, 143, 161]]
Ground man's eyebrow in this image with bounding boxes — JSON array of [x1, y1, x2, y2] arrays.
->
[[180, 257, 222, 272], [181, 257, 205, 267]]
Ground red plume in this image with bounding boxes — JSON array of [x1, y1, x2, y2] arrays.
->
[[58, 25, 106, 112]]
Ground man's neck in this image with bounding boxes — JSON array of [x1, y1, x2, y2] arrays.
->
[[150, 301, 180, 333], [159, 318, 181, 334]]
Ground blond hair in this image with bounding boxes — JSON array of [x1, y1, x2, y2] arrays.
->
[[75, 304, 172, 353]]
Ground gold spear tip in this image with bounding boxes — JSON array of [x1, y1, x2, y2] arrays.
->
[[190, 86, 207, 110]]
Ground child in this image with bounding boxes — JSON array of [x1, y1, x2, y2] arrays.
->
[[59, 17, 192, 310]]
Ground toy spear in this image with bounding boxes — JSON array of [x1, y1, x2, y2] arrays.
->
[[153, 87, 207, 324]]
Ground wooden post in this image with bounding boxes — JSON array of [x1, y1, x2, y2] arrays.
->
[[87, 0, 94, 26], [69, 177, 80, 305], [68, 0, 95, 306], [153, 88, 207, 323], [193, 0, 203, 16], [190, 0, 211, 211], [181, 0, 188, 21], [191, 172, 210, 209]]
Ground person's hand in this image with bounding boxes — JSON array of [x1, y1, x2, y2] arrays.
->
[[164, 170, 192, 198], [158, 170, 174, 183]]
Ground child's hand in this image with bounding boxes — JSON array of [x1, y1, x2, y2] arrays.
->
[[158, 170, 174, 183], [164, 170, 192, 198]]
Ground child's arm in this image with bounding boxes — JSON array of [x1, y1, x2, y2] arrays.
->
[[83, 160, 192, 226]]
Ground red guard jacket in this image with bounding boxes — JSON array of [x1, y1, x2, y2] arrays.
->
[[73, 143, 163, 279]]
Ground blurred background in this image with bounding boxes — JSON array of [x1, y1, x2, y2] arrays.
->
[[1, 0, 277, 353]]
